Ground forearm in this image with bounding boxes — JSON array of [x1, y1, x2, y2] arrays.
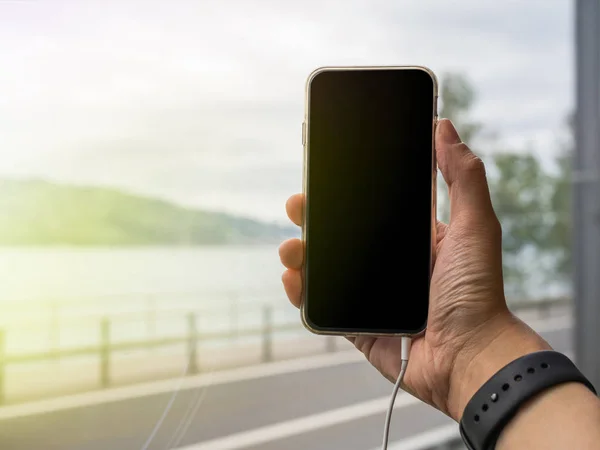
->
[[496, 382, 600, 449]]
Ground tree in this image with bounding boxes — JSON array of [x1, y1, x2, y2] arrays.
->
[[488, 117, 574, 296], [437, 72, 570, 298], [487, 152, 554, 296], [544, 117, 574, 283], [439, 73, 481, 144], [548, 153, 572, 280]]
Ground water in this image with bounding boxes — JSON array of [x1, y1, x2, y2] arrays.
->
[[0, 246, 302, 353], [0, 245, 567, 355], [0, 245, 284, 303]]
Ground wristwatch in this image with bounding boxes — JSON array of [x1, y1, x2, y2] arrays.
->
[[459, 350, 597, 450]]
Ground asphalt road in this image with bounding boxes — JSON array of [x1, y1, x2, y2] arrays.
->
[[0, 321, 572, 450]]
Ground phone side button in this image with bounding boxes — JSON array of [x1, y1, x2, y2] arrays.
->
[[302, 121, 306, 146]]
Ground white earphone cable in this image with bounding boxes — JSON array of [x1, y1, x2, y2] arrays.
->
[[381, 336, 412, 450]]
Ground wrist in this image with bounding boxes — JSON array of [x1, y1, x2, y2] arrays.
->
[[446, 311, 552, 421]]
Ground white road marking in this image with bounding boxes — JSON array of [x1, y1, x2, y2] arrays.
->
[[175, 394, 420, 450], [0, 350, 362, 420], [0, 316, 570, 421], [367, 424, 459, 450]]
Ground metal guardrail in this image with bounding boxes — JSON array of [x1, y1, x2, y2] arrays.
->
[[0, 297, 570, 405]]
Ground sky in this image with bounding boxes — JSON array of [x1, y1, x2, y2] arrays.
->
[[0, 0, 573, 223]]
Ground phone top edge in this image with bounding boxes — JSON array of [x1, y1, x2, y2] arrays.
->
[[305, 65, 439, 98]]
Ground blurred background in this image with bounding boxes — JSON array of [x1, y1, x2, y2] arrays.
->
[[0, 1, 597, 449]]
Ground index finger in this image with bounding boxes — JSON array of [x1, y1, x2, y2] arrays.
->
[[285, 193, 304, 226]]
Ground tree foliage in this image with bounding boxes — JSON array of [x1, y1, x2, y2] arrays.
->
[[438, 73, 571, 297], [0, 178, 295, 245], [439, 73, 481, 144], [545, 131, 573, 281], [488, 152, 553, 294]]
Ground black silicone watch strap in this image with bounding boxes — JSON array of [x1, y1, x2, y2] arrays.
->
[[459, 350, 597, 450]]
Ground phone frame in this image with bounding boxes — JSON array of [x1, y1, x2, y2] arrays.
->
[[300, 65, 439, 338]]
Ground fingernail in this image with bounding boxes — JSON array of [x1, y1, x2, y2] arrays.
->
[[438, 119, 462, 144]]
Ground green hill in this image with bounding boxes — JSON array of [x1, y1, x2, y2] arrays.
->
[[0, 178, 298, 245]]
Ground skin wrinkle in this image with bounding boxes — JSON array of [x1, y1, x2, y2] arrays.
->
[[427, 313, 501, 415], [446, 315, 510, 418]]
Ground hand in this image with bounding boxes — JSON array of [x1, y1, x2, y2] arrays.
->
[[278, 119, 551, 421]]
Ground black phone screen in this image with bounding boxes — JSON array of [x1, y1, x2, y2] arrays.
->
[[304, 68, 436, 334]]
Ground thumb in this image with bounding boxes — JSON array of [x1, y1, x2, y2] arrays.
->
[[436, 119, 496, 222]]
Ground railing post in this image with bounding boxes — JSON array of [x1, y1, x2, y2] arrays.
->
[[99, 318, 110, 388], [187, 313, 199, 375], [325, 336, 337, 352], [262, 305, 273, 362], [0, 329, 5, 405]]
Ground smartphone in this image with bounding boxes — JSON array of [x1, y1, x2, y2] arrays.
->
[[301, 66, 438, 336]]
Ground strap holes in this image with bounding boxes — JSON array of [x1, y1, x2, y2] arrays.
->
[[514, 374, 522, 382], [527, 367, 535, 374], [482, 404, 489, 411], [541, 362, 549, 369], [474, 414, 480, 422], [502, 383, 510, 391]]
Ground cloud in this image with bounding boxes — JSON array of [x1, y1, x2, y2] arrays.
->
[[0, 0, 572, 222]]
